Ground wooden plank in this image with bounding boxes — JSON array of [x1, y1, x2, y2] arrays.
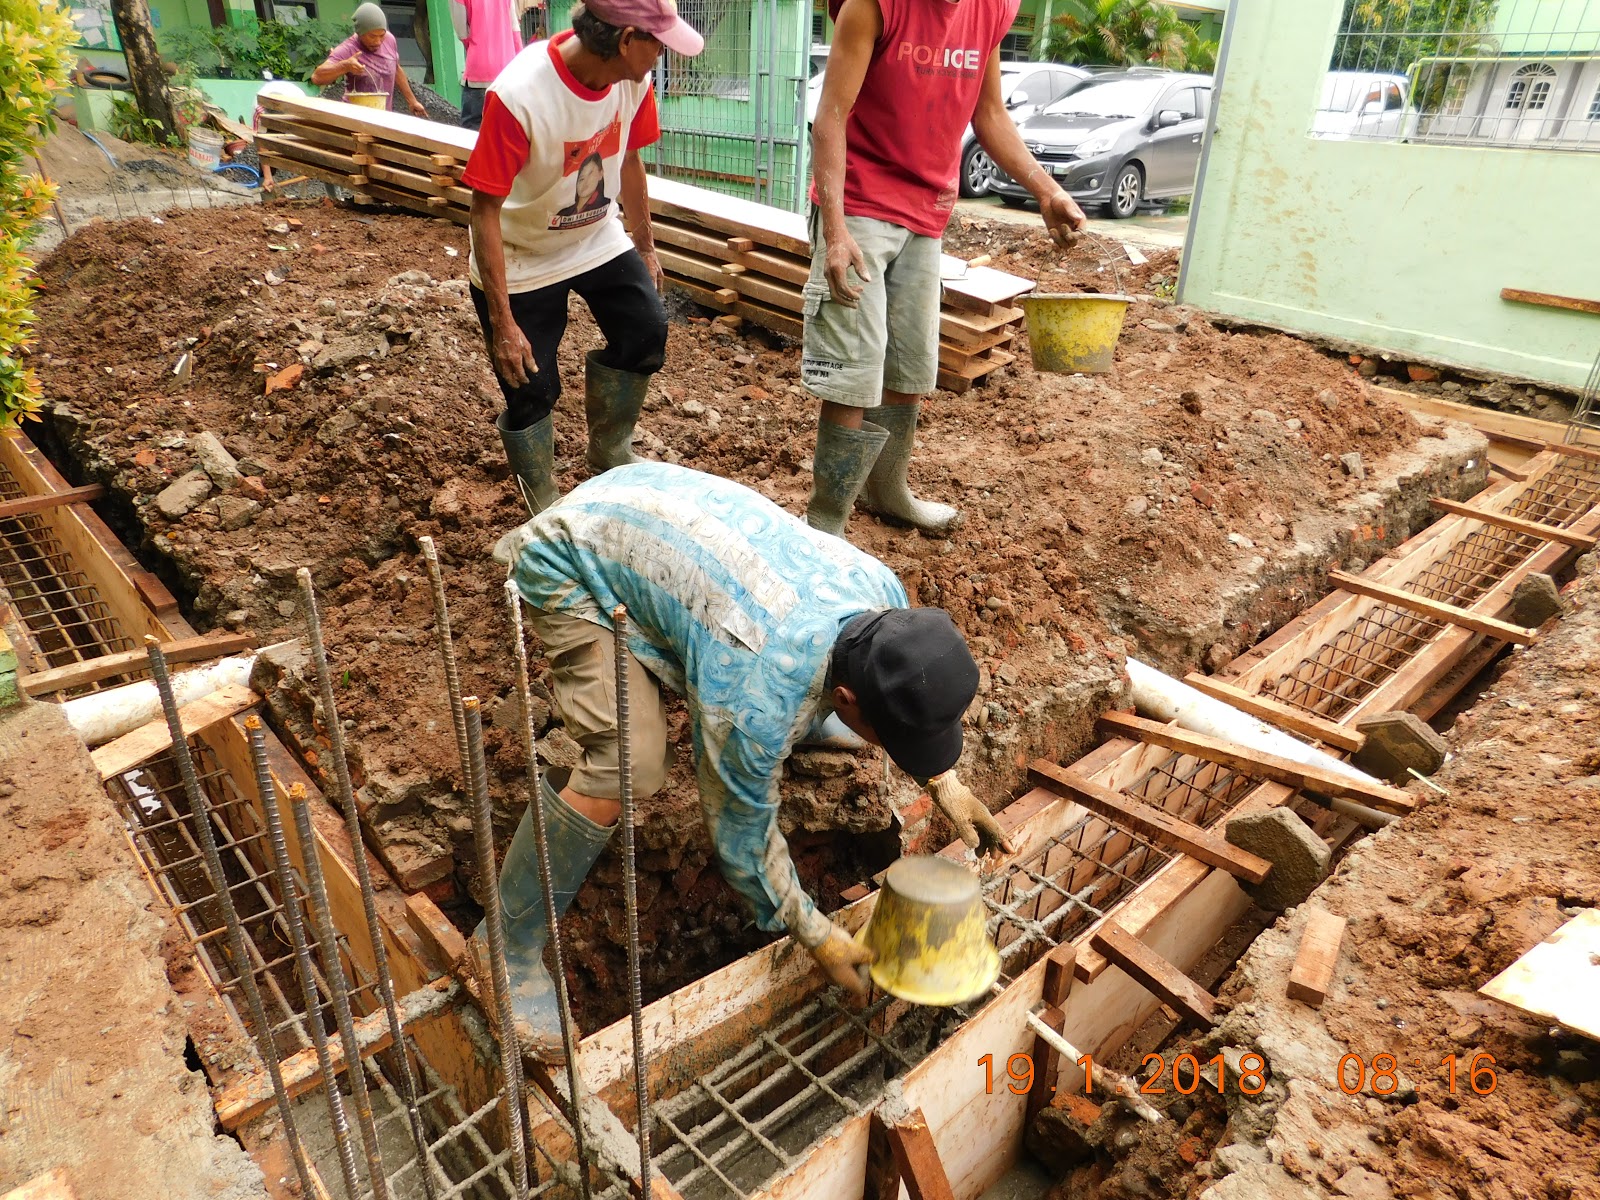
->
[[3, 1170, 77, 1200], [1480, 908, 1600, 1040], [20, 631, 254, 697], [91, 683, 259, 780], [1373, 384, 1600, 451], [0, 483, 104, 520], [1090, 921, 1218, 1026], [882, 1108, 956, 1200], [260, 93, 476, 160], [863, 1107, 902, 1200], [1095, 711, 1418, 814], [258, 112, 363, 153], [1546, 439, 1600, 465], [258, 150, 366, 192], [653, 217, 810, 284], [256, 132, 368, 179], [1180, 672, 1366, 752], [1500, 286, 1600, 317], [647, 174, 809, 256], [365, 160, 471, 205], [1326, 569, 1538, 645], [1429, 496, 1597, 549], [1026, 759, 1273, 883], [941, 264, 1035, 312], [1285, 908, 1347, 1008]]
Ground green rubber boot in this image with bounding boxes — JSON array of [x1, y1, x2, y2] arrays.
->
[[497, 411, 559, 516], [469, 775, 614, 1063], [584, 350, 648, 471], [860, 402, 964, 534], [805, 419, 889, 537]]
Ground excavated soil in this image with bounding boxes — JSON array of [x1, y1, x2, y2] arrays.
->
[[29, 201, 1441, 1027]]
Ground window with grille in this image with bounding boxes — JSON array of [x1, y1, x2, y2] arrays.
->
[[1319, 0, 1600, 151]]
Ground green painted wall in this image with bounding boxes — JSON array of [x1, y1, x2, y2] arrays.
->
[[1179, 0, 1600, 389]]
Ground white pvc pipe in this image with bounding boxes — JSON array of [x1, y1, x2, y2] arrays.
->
[[1125, 656, 1383, 788], [63, 655, 256, 747]]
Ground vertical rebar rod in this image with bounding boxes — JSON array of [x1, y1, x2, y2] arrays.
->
[[504, 580, 592, 1199], [285, 781, 392, 1200], [420, 536, 473, 799], [463, 696, 532, 1198], [247, 717, 366, 1200], [611, 606, 653, 1199], [299, 568, 443, 1200], [142, 640, 317, 1198]]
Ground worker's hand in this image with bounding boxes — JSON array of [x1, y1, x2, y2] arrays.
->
[[807, 923, 875, 997], [492, 322, 538, 387], [344, 57, 368, 77], [637, 245, 664, 293], [823, 227, 870, 307], [927, 772, 1014, 859], [408, 98, 428, 117], [1040, 190, 1088, 250]]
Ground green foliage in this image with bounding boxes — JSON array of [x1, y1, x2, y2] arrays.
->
[[1333, 0, 1500, 75], [161, 17, 346, 82], [109, 94, 171, 145], [1041, 0, 1219, 72], [0, 0, 75, 432]]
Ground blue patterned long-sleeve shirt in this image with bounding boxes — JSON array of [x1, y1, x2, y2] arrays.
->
[[505, 463, 908, 947]]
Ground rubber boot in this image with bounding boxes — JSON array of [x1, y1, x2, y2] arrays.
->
[[469, 775, 614, 1063], [859, 402, 964, 534], [497, 411, 559, 516], [805, 419, 889, 537], [583, 350, 648, 472]]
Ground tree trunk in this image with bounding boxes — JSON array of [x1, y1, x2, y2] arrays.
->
[[415, 0, 434, 85], [109, 0, 179, 141]]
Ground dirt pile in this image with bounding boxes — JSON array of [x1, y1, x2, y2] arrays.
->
[[31, 202, 1443, 1025]]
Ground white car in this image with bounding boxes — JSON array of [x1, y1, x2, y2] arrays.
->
[[1311, 70, 1413, 139], [805, 45, 828, 126]]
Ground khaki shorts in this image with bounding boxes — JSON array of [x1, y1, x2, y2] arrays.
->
[[800, 210, 942, 407], [527, 609, 669, 800]]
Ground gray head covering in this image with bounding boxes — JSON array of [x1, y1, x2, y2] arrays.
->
[[353, 3, 388, 34]]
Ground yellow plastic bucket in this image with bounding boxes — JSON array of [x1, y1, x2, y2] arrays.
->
[[857, 857, 999, 1007], [1019, 292, 1132, 374], [345, 92, 387, 110]]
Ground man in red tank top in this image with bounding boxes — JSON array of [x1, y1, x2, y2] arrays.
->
[[801, 0, 1087, 538]]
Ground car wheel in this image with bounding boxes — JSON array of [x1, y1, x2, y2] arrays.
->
[[1107, 163, 1143, 219], [998, 194, 1030, 209], [959, 142, 997, 198]]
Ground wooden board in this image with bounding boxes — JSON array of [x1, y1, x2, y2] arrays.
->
[[258, 112, 364, 154], [257, 150, 366, 192], [1326, 569, 1538, 645], [1026, 759, 1273, 883], [2, 1172, 77, 1200], [1428, 497, 1598, 550], [882, 1109, 957, 1200], [259, 92, 476, 160], [1480, 908, 1600, 1041], [1499, 287, 1600, 317], [21, 631, 253, 698], [1373, 384, 1600, 452], [91, 683, 259, 780], [1095, 711, 1417, 814], [1179, 672, 1365, 752], [255, 133, 367, 179], [1285, 907, 1346, 1008], [0, 483, 104, 520], [647, 173, 809, 256], [1090, 921, 1218, 1026]]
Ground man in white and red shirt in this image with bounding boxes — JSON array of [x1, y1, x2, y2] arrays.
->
[[802, 0, 1088, 538], [463, 0, 702, 518]]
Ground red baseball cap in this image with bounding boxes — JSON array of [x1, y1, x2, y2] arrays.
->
[[582, 0, 704, 56]]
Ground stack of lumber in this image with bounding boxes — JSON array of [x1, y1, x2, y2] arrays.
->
[[253, 96, 1036, 392], [257, 93, 476, 224]]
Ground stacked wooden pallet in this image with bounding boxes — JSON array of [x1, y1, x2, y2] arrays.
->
[[254, 95, 1036, 391]]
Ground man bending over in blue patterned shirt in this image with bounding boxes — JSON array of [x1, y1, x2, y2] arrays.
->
[[475, 460, 1011, 1061]]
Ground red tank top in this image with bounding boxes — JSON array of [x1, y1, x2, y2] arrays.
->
[[813, 0, 1019, 237]]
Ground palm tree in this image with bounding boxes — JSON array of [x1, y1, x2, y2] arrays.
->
[[1041, 0, 1217, 73]]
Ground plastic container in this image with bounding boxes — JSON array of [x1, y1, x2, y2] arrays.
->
[[345, 92, 387, 110], [1018, 292, 1133, 374], [185, 126, 224, 172]]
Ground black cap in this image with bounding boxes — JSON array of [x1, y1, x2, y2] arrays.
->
[[837, 609, 978, 779]]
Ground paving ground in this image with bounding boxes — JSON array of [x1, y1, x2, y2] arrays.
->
[[956, 195, 1190, 251]]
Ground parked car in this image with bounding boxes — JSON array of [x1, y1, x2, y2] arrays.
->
[[805, 44, 828, 126], [959, 63, 1092, 197], [1310, 70, 1412, 139], [989, 70, 1213, 218]]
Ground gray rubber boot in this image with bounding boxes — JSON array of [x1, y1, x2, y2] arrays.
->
[[497, 411, 559, 516], [860, 402, 964, 534], [805, 419, 889, 537], [584, 350, 648, 471], [470, 775, 614, 1063]]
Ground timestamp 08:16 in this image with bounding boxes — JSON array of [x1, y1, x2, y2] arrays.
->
[[979, 1051, 1269, 1096]]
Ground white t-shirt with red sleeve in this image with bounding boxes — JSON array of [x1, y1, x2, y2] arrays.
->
[[464, 31, 662, 294]]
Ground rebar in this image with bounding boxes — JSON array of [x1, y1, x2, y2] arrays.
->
[[142, 640, 316, 1197], [248, 718, 365, 1200], [612, 606, 653, 1200], [300, 568, 442, 1200], [505, 580, 592, 1198], [285, 781, 392, 1200], [463, 696, 533, 1198], [420, 536, 473, 800]]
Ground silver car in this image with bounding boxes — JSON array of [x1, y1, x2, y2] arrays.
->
[[959, 63, 1092, 197]]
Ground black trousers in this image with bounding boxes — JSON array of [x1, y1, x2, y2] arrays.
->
[[459, 85, 487, 131], [471, 249, 667, 431]]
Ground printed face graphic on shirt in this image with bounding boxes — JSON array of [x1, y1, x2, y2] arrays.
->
[[551, 118, 622, 228]]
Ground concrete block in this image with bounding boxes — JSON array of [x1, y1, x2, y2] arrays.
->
[[1353, 710, 1448, 783], [192, 431, 242, 490], [1225, 808, 1331, 911], [1509, 572, 1563, 627]]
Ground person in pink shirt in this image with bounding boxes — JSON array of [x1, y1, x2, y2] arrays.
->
[[451, 0, 525, 130], [311, 3, 427, 116], [801, 0, 1087, 538]]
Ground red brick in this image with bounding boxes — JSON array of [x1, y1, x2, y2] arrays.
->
[[1407, 364, 1441, 383]]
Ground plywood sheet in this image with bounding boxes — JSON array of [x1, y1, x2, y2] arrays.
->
[[1480, 908, 1600, 1041]]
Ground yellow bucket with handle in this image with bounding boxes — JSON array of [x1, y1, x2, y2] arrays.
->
[[857, 856, 999, 1006], [1019, 292, 1132, 374], [345, 92, 387, 110]]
